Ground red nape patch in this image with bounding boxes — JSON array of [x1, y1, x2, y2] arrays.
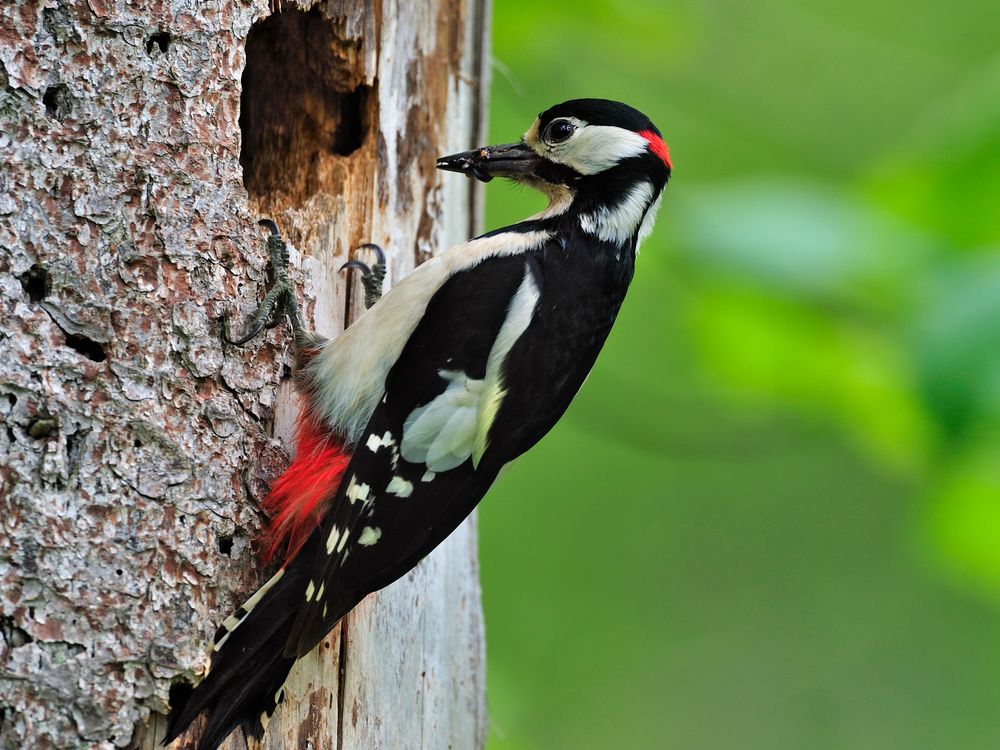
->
[[639, 130, 672, 170], [260, 417, 350, 565]]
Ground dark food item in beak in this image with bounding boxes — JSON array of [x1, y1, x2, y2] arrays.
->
[[436, 149, 495, 183], [436, 142, 539, 183]]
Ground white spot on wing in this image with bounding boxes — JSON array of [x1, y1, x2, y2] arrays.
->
[[345, 476, 371, 504], [366, 431, 396, 453], [422, 470, 436, 482], [387, 475, 414, 497], [358, 526, 382, 546], [305, 580, 316, 602], [337, 530, 349, 552], [326, 526, 341, 554]]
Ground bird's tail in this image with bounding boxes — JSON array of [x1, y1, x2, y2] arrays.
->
[[163, 566, 306, 750]]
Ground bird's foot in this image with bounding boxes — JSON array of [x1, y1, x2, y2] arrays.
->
[[341, 243, 386, 309], [222, 219, 305, 347]]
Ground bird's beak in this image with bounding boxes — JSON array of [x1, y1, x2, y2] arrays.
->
[[436, 142, 540, 183]]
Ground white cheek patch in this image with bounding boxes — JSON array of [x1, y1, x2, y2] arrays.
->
[[580, 180, 654, 246], [549, 125, 648, 175]]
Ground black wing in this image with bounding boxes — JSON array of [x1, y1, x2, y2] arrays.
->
[[285, 233, 633, 655]]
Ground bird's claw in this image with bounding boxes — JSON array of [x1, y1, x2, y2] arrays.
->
[[340, 243, 386, 309], [221, 219, 304, 348]]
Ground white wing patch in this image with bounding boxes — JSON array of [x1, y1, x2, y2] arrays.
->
[[399, 267, 542, 472], [401, 371, 484, 471], [473, 267, 542, 464], [345, 476, 371, 504]]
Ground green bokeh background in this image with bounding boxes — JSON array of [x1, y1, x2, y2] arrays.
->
[[477, 2, 1000, 748]]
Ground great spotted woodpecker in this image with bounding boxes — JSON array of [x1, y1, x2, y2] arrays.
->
[[165, 98, 671, 749]]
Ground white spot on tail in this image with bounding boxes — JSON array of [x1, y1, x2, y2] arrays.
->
[[358, 527, 382, 546], [211, 569, 285, 652]]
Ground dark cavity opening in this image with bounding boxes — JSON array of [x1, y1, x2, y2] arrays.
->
[[217, 535, 234, 555], [64, 332, 107, 363], [19, 264, 51, 302], [146, 32, 171, 55], [240, 8, 369, 203], [43, 84, 72, 120]]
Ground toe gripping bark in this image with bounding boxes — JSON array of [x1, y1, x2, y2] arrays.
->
[[222, 221, 387, 349], [222, 219, 305, 347]]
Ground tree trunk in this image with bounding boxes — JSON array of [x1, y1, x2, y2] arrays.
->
[[0, 1, 490, 748]]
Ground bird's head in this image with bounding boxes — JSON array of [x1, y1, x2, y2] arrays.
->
[[438, 98, 671, 245]]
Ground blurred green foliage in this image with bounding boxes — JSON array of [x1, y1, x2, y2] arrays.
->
[[478, 1, 1000, 748]]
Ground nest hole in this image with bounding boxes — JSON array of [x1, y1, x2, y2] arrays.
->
[[217, 535, 234, 556], [146, 32, 171, 55], [240, 7, 370, 203], [19, 264, 51, 302], [43, 84, 72, 120]]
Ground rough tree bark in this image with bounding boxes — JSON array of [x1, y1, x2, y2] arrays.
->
[[0, 1, 490, 748]]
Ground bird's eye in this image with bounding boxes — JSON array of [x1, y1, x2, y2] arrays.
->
[[545, 119, 577, 144]]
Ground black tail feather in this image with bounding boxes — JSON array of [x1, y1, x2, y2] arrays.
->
[[163, 567, 306, 750]]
